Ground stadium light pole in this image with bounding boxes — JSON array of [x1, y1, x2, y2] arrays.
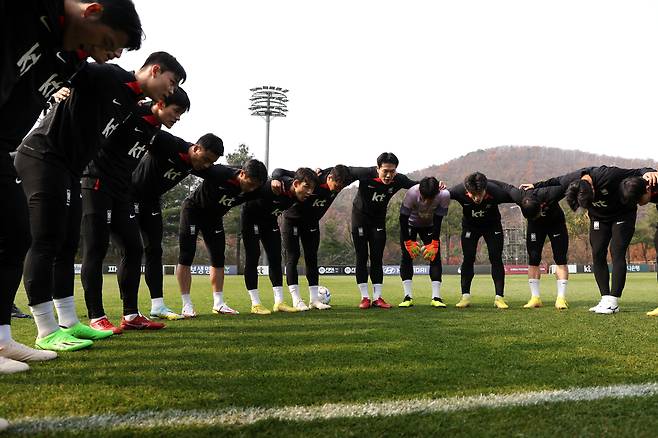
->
[[249, 86, 289, 170]]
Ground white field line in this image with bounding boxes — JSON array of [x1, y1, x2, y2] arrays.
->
[[8, 383, 658, 434]]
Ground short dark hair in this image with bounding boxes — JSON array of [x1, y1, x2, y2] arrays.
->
[[85, 0, 143, 50], [196, 133, 223, 157], [163, 87, 190, 112], [565, 180, 593, 211], [141, 51, 187, 84], [329, 164, 350, 185], [294, 167, 320, 188], [419, 177, 440, 199], [520, 195, 541, 219], [376, 152, 399, 168], [620, 176, 648, 205], [464, 172, 487, 194], [243, 159, 267, 185]]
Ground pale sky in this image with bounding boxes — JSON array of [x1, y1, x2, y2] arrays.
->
[[117, 0, 658, 173]]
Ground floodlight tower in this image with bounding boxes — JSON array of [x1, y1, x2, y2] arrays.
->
[[249, 86, 289, 170]]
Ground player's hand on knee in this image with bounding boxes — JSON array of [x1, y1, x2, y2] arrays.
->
[[404, 240, 421, 259], [422, 240, 439, 261]]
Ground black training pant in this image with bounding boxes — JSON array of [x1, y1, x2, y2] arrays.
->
[[400, 226, 442, 282], [460, 222, 505, 296], [351, 212, 387, 285], [136, 198, 164, 299], [81, 189, 143, 318], [15, 152, 80, 308], [242, 214, 282, 291], [526, 219, 569, 266], [0, 155, 31, 325], [281, 219, 321, 287], [178, 200, 226, 268], [589, 214, 636, 297]]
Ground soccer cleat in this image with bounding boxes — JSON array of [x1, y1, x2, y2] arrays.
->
[[523, 296, 543, 308], [430, 298, 447, 308], [372, 297, 392, 309], [455, 296, 471, 308], [251, 304, 272, 315], [120, 315, 166, 330], [11, 304, 31, 319], [398, 296, 414, 308], [35, 329, 93, 352], [647, 307, 658, 317], [293, 300, 310, 311], [273, 302, 300, 313], [181, 304, 198, 318], [589, 301, 603, 312], [359, 298, 371, 309], [150, 306, 184, 320], [0, 357, 29, 374], [494, 296, 509, 309], [62, 322, 114, 340], [594, 304, 619, 314], [89, 316, 123, 334], [212, 304, 240, 315], [0, 417, 8, 431], [555, 297, 568, 310], [310, 300, 331, 310], [0, 340, 57, 362]]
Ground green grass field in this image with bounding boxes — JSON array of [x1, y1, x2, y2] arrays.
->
[[4, 273, 658, 437]]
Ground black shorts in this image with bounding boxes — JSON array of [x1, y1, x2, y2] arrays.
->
[[526, 219, 568, 266], [178, 200, 225, 267]]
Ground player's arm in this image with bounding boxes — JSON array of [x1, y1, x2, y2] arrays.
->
[[532, 167, 593, 189], [535, 185, 567, 204], [399, 192, 421, 258], [271, 168, 295, 180], [592, 165, 658, 185], [396, 172, 419, 189], [489, 180, 523, 204], [347, 166, 375, 181]]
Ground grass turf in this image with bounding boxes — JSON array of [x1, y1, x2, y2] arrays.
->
[[4, 273, 658, 436]]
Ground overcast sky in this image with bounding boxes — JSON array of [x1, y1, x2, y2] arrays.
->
[[116, 0, 658, 173]]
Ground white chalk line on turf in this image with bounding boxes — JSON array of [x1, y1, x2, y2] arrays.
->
[[8, 382, 658, 434]]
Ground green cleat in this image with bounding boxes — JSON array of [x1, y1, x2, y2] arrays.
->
[[35, 329, 93, 352], [61, 322, 113, 340], [430, 297, 447, 308]]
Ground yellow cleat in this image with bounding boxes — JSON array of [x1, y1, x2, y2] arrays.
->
[[523, 296, 543, 308], [272, 302, 299, 313], [494, 297, 509, 309], [646, 307, 658, 317], [398, 296, 414, 308], [455, 296, 471, 308], [251, 304, 272, 315], [430, 298, 447, 308], [555, 297, 568, 310]]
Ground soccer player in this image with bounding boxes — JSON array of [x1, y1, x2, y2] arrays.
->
[[448, 172, 514, 309], [0, 0, 142, 372], [494, 180, 570, 309], [560, 166, 658, 313], [176, 160, 268, 317], [133, 130, 223, 322], [15, 51, 185, 351], [241, 168, 319, 314], [273, 165, 351, 310], [398, 177, 450, 308], [349, 153, 417, 309], [81, 87, 190, 334]]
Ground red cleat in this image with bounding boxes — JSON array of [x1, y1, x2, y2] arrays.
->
[[120, 314, 166, 330], [90, 317, 123, 335], [372, 297, 392, 309], [359, 298, 371, 309]]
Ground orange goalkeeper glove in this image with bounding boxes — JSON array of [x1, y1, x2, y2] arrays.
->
[[404, 240, 421, 259], [422, 239, 439, 261]]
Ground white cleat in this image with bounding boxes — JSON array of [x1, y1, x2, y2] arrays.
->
[[0, 418, 8, 432], [588, 301, 602, 312], [594, 304, 620, 314], [0, 340, 57, 362], [0, 356, 29, 374], [294, 300, 310, 311], [310, 300, 331, 310], [212, 304, 239, 315], [181, 303, 198, 318]]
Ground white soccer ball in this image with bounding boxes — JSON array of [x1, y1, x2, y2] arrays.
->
[[317, 286, 331, 305]]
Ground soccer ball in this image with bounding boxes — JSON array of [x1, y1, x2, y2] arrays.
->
[[317, 286, 331, 305]]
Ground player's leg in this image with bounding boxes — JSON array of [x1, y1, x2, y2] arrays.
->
[[302, 226, 326, 310], [524, 223, 546, 308], [242, 218, 270, 315], [648, 227, 658, 316], [588, 219, 613, 311], [351, 217, 371, 308], [420, 227, 445, 308], [483, 224, 507, 309], [399, 226, 417, 307], [281, 220, 303, 309], [549, 220, 569, 309], [203, 219, 236, 315], [177, 200, 199, 317], [369, 224, 390, 308], [457, 226, 479, 308], [263, 221, 296, 313], [597, 217, 636, 314]]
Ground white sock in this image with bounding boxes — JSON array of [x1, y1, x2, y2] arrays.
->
[[495, 295, 504, 300], [213, 291, 224, 308], [151, 297, 164, 311], [53, 296, 79, 328], [181, 293, 192, 307], [402, 280, 413, 298], [273, 286, 284, 304], [124, 313, 139, 321], [373, 284, 383, 300], [289, 284, 301, 303], [249, 289, 261, 305], [90, 316, 107, 324], [0, 325, 11, 344], [358, 283, 369, 299], [30, 301, 59, 339], [607, 295, 619, 307], [461, 293, 471, 300], [431, 281, 442, 299], [557, 280, 568, 298], [309, 285, 319, 303], [528, 279, 541, 297]]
